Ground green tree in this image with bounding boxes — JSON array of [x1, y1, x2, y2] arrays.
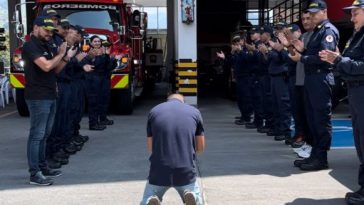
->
[[0, 32, 10, 67]]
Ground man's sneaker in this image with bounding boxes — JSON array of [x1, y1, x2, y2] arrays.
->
[[147, 196, 161, 205], [184, 191, 197, 205], [77, 134, 89, 143], [42, 169, 62, 177], [30, 171, 53, 186], [297, 149, 311, 159], [285, 137, 296, 145], [346, 187, 364, 201], [294, 157, 312, 167]]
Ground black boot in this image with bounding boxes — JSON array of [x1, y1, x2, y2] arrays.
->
[[99, 118, 114, 126], [89, 124, 106, 131]]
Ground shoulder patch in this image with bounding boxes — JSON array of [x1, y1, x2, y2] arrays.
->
[[326, 35, 334, 43]]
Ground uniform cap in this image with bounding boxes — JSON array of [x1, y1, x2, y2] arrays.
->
[[33, 16, 57, 31], [70, 25, 89, 37], [60, 19, 70, 28], [40, 9, 61, 19], [288, 24, 300, 32], [307, 0, 327, 13], [343, 0, 364, 11]]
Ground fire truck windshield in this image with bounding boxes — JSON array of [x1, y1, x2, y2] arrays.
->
[[43, 4, 121, 31]]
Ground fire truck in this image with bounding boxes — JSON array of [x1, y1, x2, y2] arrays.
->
[[10, 0, 148, 115]]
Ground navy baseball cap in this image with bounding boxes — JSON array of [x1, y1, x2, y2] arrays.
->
[[40, 9, 61, 19], [274, 21, 287, 30], [307, 0, 327, 13], [343, 0, 364, 11], [250, 25, 261, 34], [70, 25, 89, 37], [33, 16, 57, 31], [288, 24, 300, 32], [231, 34, 241, 42], [261, 25, 273, 35], [60, 19, 70, 28]]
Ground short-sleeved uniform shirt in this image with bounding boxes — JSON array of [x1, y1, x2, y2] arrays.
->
[[22, 35, 57, 100], [147, 99, 204, 186]]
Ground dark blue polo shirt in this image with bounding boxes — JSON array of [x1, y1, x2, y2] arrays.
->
[[147, 99, 204, 186]]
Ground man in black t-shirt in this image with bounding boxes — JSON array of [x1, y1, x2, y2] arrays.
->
[[23, 16, 77, 186], [140, 94, 205, 205]]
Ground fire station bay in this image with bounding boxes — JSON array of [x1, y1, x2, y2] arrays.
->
[[0, 0, 363, 204]]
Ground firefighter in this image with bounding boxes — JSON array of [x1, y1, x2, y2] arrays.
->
[[84, 35, 117, 130], [245, 26, 264, 130], [256, 25, 275, 134], [290, 0, 339, 171], [68, 25, 93, 152], [277, 24, 303, 146], [46, 18, 73, 169], [217, 34, 253, 125], [319, 0, 364, 202], [259, 22, 292, 142], [99, 40, 117, 126]]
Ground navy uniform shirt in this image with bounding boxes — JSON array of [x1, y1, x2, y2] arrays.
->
[[335, 26, 364, 82], [22, 35, 57, 100], [147, 99, 204, 186], [301, 19, 339, 72], [231, 48, 252, 77], [266, 42, 288, 75]]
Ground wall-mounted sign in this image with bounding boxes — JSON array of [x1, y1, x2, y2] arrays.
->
[[181, 0, 194, 24]]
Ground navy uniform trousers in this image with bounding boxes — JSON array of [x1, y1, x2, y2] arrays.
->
[[271, 74, 291, 136], [304, 71, 334, 160]]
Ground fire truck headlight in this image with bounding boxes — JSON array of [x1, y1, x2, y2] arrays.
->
[[133, 59, 140, 65]]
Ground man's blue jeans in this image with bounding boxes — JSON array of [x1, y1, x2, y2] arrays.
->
[[26, 100, 56, 175], [140, 181, 203, 205]]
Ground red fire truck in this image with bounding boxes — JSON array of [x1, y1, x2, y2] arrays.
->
[[10, 0, 148, 115]]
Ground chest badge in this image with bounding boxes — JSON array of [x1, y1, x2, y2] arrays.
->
[[326, 35, 334, 43]]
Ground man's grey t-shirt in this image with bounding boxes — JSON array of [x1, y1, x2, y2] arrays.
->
[[147, 99, 204, 186], [296, 31, 313, 86]]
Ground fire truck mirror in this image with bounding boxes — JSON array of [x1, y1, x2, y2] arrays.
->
[[15, 23, 24, 37], [132, 10, 141, 26], [119, 25, 126, 36]]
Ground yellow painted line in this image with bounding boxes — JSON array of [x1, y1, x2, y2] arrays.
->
[[177, 63, 197, 68], [179, 79, 197, 84], [178, 71, 197, 77], [0, 111, 18, 119], [179, 88, 197, 93]]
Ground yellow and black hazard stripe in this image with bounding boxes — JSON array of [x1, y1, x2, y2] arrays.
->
[[176, 59, 197, 97]]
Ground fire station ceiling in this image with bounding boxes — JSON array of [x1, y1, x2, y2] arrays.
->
[[129, 0, 281, 9], [127, 0, 166, 7]]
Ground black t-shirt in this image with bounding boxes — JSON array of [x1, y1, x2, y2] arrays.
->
[[147, 99, 204, 186], [22, 35, 57, 100]]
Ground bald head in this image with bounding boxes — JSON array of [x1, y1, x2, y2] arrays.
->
[[168, 94, 185, 103]]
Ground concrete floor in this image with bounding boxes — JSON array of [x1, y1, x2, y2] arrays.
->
[[0, 88, 359, 205]]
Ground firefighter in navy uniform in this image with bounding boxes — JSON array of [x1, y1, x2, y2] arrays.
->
[[245, 26, 264, 130], [320, 1, 364, 203], [256, 25, 275, 134], [68, 25, 92, 153], [259, 23, 292, 141], [217, 34, 253, 125], [290, 0, 339, 171], [46, 18, 73, 169]]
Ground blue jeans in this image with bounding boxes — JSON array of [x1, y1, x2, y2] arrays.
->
[[26, 100, 56, 175], [140, 181, 203, 205]]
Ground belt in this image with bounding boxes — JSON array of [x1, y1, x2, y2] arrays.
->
[[347, 80, 364, 88]]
